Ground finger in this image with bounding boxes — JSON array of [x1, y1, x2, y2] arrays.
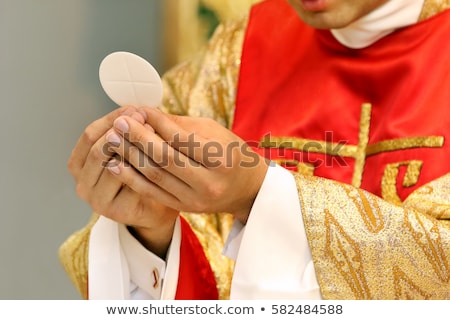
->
[[68, 106, 136, 177], [75, 128, 122, 199], [106, 129, 193, 196], [105, 157, 185, 212], [86, 156, 125, 214], [135, 108, 212, 164], [95, 181, 142, 226], [111, 115, 206, 185]]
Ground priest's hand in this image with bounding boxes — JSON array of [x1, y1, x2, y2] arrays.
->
[[67, 106, 178, 258], [105, 107, 269, 224]]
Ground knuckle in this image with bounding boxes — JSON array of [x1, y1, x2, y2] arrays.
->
[[164, 148, 176, 166], [206, 182, 225, 200], [91, 146, 106, 164], [75, 183, 88, 201], [202, 117, 216, 126], [145, 168, 164, 185], [83, 126, 99, 145], [67, 157, 76, 174]]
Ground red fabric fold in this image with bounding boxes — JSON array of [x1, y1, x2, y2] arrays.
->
[[175, 216, 219, 299]]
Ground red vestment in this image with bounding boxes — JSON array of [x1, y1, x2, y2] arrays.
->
[[233, 0, 450, 200]]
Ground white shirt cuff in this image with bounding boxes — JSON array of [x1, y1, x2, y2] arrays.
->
[[88, 216, 181, 300]]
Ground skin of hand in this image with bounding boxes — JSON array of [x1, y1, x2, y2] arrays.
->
[[105, 107, 270, 226], [68, 106, 178, 258]]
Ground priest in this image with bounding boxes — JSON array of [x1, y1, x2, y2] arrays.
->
[[60, 0, 450, 299]]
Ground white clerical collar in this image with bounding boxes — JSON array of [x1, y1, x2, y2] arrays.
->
[[331, 0, 425, 48]]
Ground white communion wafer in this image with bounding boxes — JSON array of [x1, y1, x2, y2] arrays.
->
[[99, 51, 163, 108]]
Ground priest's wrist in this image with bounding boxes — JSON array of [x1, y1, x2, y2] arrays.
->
[[127, 211, 179, 260]]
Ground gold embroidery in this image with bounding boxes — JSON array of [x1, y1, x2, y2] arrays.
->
[[366, 137, 444, 156], [381, 161, 423, 205], [272, 159, 315, 176], [259, 103, 445, 200], [420, 0, 450, 21], [352, 103, 372, 188], [260, 136, 357, 157]]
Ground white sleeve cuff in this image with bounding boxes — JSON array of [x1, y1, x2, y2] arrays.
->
[[228, 163, 322, 299], [88, 216, 181, 300]]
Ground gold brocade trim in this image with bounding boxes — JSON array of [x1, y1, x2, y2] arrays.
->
[[381, 161, 423, 205], [406, 209, 450, 282], [161, 16, 247, 129], [393, 266, 433, 299], [342, 185, 384, 233], [58, 213, 99, 299], [420, 0, 450, 21], [324, 209, 372, 299], [404, 173, 450, 220], [181, 212, 235, 300], [295, 173, 450, 299]]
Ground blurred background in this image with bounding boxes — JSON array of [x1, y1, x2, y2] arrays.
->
[[0, 0, 259, 299]]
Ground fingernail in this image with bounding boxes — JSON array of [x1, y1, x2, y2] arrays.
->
[[107, 160, 121, 175], [106, 131, 121, 146], [114, 118, 129, 133]]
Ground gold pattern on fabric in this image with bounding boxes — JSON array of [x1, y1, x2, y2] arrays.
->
[[393, 266, 433, 299], [342, 185, 384, 233], [406, 209, 449, 282], [366, 137, 444, 156], [324, 209, 372, 299], [181, 212, 235, 300], [260, 133, 443, 164], [260, 136, 357, 158], [161, 16, 247, 129], [404, 173, 450, 221], [381, 161, 423, 205], [58, 214, 99, 299], [272, 159, 315, 176], [420, 0, 450, 21], [352, 103, 372, 188], [295, 173, 450, 299]]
